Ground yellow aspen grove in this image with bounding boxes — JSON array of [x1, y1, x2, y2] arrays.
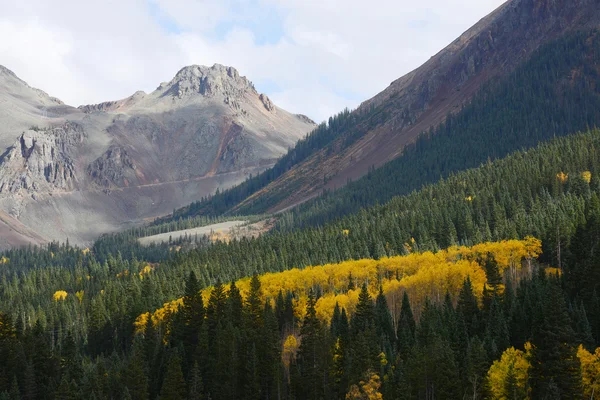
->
[[75, 290, 84, 304], [346, 373, 383, 400], [282, 335, 299, 368], [487, 344, 532, 399], [556, 172, 569, 183], [53, 291, 68, 302], [136, 239, 542, 333], [578, 345, 600, 399]]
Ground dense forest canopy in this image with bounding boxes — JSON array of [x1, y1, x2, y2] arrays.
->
[[1, 126, 600, 398]]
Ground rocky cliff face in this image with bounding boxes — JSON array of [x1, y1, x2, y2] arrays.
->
[[0, 64, 316, 247], [161, 64, 255, 100], [0, 122, 84, 194], [87, 145, 136, 188]]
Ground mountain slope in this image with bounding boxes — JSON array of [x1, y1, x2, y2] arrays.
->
[[0, 64, 315, 247], [173, 0, 600, 219]]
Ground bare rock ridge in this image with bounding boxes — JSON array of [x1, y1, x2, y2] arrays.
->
[[0, 123, 84, 194], [0, 63, 316, 247], [160, 64, 255, 99], [78, 91, 146, 113]]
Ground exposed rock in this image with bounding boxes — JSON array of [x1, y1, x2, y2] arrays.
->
[[87, 146, 136, 187], [161, 64, 256, 101], [0, 63, 315, 247], [295, 114, 316, 125], [0, 122, 84, 194], [259, 94, 275, 112]]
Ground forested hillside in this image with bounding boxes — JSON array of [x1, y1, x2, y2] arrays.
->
[[165, 29, 600, 225], [1, 129, 600, 398]]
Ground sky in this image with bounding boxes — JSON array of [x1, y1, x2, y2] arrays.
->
[[0, 0, 506, 122]]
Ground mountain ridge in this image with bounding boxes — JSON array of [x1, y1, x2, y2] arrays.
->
[[0, 63, 315, 247], [178, 0, 600, 218]]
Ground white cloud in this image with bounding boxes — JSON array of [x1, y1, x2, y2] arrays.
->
[[0, 0, 506, 121]]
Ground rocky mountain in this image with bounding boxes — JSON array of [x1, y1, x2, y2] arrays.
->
[[192, 0, 600, 216], [0, 64, 315, 248]]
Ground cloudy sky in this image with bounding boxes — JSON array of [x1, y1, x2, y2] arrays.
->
[[0, 0, 505, 122]]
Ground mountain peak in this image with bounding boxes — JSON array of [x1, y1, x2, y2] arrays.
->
[[158, 63, 257, 99], [0, 65, 18, 80], [0, 65, 64, 106]]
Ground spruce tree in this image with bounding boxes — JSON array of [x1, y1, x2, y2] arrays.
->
[[397, 292, 416, 359], [187, 362, 204, 400], [530, 280, 582, 398], [160, 353, 187, 400], [295, 291, 327, 400]]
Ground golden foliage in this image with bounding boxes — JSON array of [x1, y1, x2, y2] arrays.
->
[[556, 171, 569, 183], [53, 291, 68, 302], [582, 171, 592, 184], [75, 290, 84, 304], [139, 265, 153, 279], [487, 344, 532, 399], [116, 270, 130, 278], [82, 248, 90, 255], [0, 256, 9, 264], [282, 335, 299, 368], [578, 345, 600, 399], [134, 297, 183, 333], [342, 229, 350, 236], [346, 372, 383, 400], [138, 239, 542, 334]]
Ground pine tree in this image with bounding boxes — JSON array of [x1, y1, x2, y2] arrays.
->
[[352, 284, 374, 334], [245, 275, 264, 332], [397, 292, 415, 359], [465, 337, 489, 399], [259, 301, 281, 399], [574, 302, 595, 351], [181, 271, 205, 356], [457, 277, 480, 336], [530, 280, 582, 398], [295, 291, 328, 400], [187, 362, 204, 400], [8, 377, 19, 400], [375, 286, 395, 343], [123, 337, 149, 400], [227, 280, 243, 328], [160, 353, 187, 400]]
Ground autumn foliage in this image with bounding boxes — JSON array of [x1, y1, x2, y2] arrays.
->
[[136, 237, 541, 332]]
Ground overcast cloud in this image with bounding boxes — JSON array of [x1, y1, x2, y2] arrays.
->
[[0, 0, 505, 122]]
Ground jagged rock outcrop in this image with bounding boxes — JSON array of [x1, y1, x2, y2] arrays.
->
[[296, 114, 316, 125], [160, 64, 256, 100], [87, 146, 136, 187], [259, 94, 275, 112], [0, 122, 84, 194]]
